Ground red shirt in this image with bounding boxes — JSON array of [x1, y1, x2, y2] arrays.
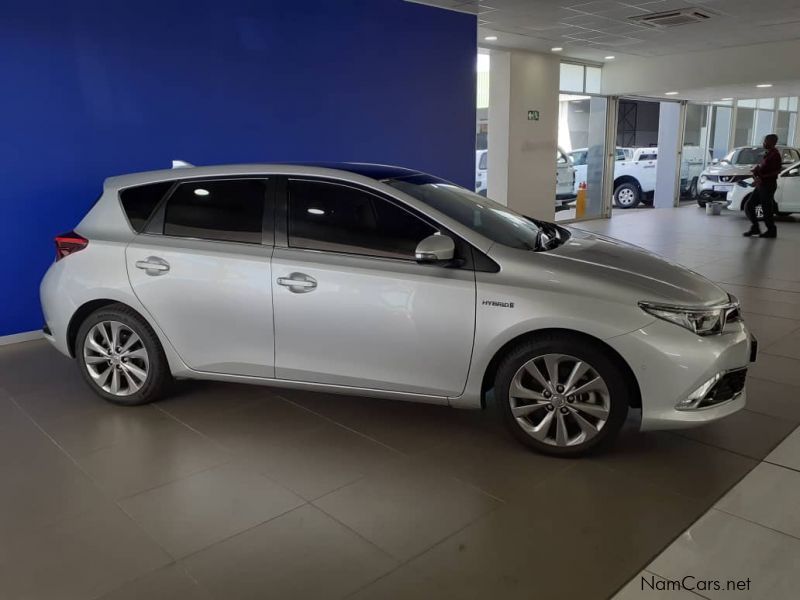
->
[[753, 147, 782, 183]]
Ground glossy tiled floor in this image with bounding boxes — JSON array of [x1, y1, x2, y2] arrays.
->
[[1, 205, 799, 600]]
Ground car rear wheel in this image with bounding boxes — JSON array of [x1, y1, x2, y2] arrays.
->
[[76, 304, 170, 406], [495, 334, 630, 457], [613, 183, 640, 208]]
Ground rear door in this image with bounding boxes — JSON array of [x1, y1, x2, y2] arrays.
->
[[125, 177, 276, 377]]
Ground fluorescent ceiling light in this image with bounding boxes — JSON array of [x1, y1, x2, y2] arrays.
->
[[604, 55, 615, 60], [307, 208, 325, 215], [551, 47, 563, 52], [484, 35, 498, 41], [193, 188, 210, 196], [756, 83, 773, 88], [665, 91, 679, 95], [720, 97, 733, 101]]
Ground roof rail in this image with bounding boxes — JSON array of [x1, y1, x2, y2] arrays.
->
[[172, 160, 194, 169]]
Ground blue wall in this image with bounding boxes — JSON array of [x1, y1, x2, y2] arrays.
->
[[0, 0, 476, 336]]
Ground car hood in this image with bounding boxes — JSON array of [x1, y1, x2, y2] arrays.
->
[[702, 164, 754, 177], [546, 228, 729, 307]]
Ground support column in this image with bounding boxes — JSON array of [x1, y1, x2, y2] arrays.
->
[[487, 49, 560, 218], [654, 101, 683, 208]]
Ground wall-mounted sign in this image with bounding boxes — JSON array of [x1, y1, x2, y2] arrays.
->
[[527, 110, 540, 121]]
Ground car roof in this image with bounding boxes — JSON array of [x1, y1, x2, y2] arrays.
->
[[103, 162, 425, 190]]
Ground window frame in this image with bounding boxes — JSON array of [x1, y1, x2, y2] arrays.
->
[[274, 175, 490, 271], [140, 176, 275, 247]]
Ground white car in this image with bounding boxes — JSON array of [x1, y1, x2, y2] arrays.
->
[[475, 149, 487, 196], [39, 161, 754, 456], [697, 146, 800, 206], [726, 161, 800, 218], [556, 147, 576, 208], [570, 147, 657, 209]]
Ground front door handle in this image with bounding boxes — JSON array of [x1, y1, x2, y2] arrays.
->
[[135, 256, 170, 276], [277, 273, 317, 293]]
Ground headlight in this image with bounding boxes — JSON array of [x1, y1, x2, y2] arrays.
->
[[638, 296, 740, 336], [737, 179, 754, 188], [699, 175, 707, 183]]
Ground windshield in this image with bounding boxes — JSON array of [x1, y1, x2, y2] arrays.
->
[[385, 175, 555, 251], [727, 148, 766, 165]]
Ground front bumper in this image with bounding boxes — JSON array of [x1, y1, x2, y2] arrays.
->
[[607, 318, 752, 431], [698, 179, 734, 200]]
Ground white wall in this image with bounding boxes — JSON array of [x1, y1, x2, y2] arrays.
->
[[602, 39, 800, 96], [488, 48, 559, 219]]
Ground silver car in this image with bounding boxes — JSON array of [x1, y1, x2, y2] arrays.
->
[[40, 163, 755, 456]]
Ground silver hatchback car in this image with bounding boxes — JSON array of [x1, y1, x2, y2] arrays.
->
[[40, 163, 755, 456]]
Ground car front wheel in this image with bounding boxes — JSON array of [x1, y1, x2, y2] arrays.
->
[[76, 303, 170, 406], [495, 334, 630, 457], [613, 183, 640, 208]]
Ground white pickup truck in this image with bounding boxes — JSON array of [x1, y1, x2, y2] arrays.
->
[[570, 145, 708, 208]]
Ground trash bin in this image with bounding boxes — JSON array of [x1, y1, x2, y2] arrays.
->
[[706, 201, 723, 216]]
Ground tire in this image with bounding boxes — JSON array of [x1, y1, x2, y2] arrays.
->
[[613, 182, 640, 209], [494, 333, 630, 457], [76, 303, 171, 406], [689, 177, 699, 199]]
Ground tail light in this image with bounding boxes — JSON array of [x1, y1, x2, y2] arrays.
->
[[54, 231, 88, 261]]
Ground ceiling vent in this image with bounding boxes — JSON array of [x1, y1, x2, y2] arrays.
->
[[629, 8, 715, 28]]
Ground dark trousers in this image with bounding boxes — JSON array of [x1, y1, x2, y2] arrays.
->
[[746, 180, 777, 231]]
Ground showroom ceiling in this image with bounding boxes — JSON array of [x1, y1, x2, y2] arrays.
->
[[410, 0, 800, 61]]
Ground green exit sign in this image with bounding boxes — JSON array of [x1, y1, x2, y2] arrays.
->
[[527, 110, 540, 121]]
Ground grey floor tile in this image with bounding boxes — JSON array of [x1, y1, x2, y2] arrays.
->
[[715, 462, 800, 538], [650, 509, 800, 600], [0, 504, 172, 600], [409, 461, 705, 600], [183, 505, 397, 600], [0, 394, 30, 433], [745, 377, 800, 422], [76, 420, 231, 499], [589, 429, 757, 503], [13, 381, 113, 423], [674, 408, 797, 460], [38, 403, 176, 458], [763, 329, 800, 361], [97, 564, 213, 600], [314, 458, 500, 561], [766, 426, 800, 471], [736, 313, 800, 347], [613, 571, 708, 599], [347, 565, 458, 600], [238, 422, 402, 500], [750, 353, 800, 387], [119, 463, 304, 558], [0, 340, 81, 396], [156, 380, 274, 423]]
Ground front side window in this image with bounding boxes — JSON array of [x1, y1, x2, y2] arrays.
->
[[163, 179, 266, 244], [288, 179, 437, 260]]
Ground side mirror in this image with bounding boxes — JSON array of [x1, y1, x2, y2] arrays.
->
[[415, 234, 455, 264]]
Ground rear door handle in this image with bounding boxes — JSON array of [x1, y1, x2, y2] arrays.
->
[[135, 257, 170, 276], [277, 273, 317, 293]]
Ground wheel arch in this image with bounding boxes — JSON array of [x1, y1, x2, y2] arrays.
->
[[66, 299, 153, 358], [613, 175, 641, 190], [479, 328, 642, 410]]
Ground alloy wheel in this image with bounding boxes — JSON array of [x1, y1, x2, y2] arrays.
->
[[509, 353, 611, 447], [83, 320, 150, 396], [616, 188, 636, 207]]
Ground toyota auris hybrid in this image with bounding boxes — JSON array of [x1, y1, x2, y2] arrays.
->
[[41, 163, 755, 456]]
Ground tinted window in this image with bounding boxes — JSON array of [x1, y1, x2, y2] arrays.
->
[[120, 181, 173, 232], [571, 151, 587, 166], [288, 179, 436, 260], [164, 179, 266, 244], [386, 176, 542, 251]]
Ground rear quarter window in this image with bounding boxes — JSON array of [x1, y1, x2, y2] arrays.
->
[[120, 182, 173, 232]]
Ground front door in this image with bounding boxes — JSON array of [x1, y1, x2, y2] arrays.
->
[[777, 166, 800, 213], [126, 177, 275, 377], [271, 178, 476, 397]]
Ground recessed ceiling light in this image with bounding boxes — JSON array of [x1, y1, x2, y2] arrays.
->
[[484, 35, 498, 41], [604, 55, 615, 60], [756, 83, 773, 88], [551, 47, 563, 52], [307, 208, 325, 215], [665, 91, 679, 95], [193, 188, 210, 196]]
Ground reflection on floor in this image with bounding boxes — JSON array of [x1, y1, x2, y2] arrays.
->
[[1, 205, 799, 599], [556, 197, 697, 221]]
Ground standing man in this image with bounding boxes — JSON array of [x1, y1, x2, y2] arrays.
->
[[744, 133, 782, 238]]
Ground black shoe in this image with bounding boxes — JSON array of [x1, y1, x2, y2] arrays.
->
[[743, 228, 761, 237], [759, 229, 777, 238]]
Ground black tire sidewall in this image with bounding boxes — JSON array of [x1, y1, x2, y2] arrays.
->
[[495, 336, 630, 457], [614, 183, 640, 208], [75, 304, 169, 406]]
